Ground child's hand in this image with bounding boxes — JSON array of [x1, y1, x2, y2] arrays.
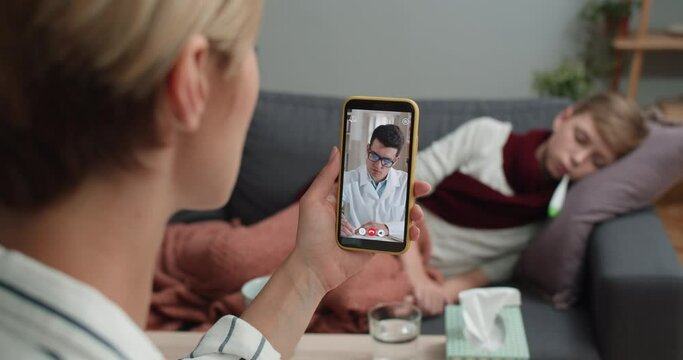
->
[[408, 275, 447, 316], [442, 268, 490, 304]]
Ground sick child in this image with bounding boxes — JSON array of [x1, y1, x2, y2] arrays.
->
[[401, 92, 647, 315]]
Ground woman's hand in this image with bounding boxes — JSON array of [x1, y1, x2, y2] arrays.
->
[[243, 148, 430, 358], [292, 147, 430, 293]]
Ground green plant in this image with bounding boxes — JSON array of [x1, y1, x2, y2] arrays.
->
[[579, 0, 641, 79], [533, 59, 593, 101], [581, 0, 639, 23], [533, 1, 641, 99]]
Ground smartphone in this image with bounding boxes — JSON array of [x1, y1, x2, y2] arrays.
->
[[336, 96, 419, 254]]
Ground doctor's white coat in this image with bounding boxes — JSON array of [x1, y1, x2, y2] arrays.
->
[[342, 166, 408, 240]]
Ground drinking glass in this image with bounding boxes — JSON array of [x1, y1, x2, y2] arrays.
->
[[368, 302, 421, 360]]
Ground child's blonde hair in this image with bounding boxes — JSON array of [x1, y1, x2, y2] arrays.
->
[[0, 1, 262, 209], [573, 92, 648, 158]]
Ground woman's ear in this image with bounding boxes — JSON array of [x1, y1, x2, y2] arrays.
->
[[165, 35, 211, 133]]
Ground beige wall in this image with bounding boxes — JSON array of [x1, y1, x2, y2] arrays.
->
[[258, 0, 683, 105]]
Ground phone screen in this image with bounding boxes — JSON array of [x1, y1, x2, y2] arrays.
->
[[337, 98, 417, 253]]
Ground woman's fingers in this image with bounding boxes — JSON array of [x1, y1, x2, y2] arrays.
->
[[413, 180, 431, 198], [408, 225, 421, 243], [410, 204, 424, 223]]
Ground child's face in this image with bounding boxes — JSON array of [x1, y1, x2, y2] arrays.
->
[[543, 108, 616, 180]]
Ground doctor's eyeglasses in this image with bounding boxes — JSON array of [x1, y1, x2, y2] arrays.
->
[[367, 151, 396, 167]]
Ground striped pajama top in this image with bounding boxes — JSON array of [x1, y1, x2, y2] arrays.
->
[[0, 245, 280, 359]]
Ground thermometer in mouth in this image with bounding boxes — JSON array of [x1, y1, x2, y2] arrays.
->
[[548, 175, 570, 218]]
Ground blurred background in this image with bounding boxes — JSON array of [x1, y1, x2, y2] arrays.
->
[[256, 0, 682, 106]]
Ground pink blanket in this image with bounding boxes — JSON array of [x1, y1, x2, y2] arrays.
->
[[147, 203, 438, 333]]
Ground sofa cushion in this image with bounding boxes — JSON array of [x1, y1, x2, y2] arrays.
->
[[223, 92, 341, 224], [517, 123, 683, 308]]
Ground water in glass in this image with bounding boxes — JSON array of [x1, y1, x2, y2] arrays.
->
[[371, 318, 419, 360]]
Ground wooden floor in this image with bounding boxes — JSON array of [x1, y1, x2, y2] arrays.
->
[[655, 180, 683, 265]]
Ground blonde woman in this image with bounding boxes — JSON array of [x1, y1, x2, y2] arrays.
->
[[0, 1, 428, 359]]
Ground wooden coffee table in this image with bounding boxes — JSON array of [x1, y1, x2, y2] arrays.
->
[[148, 331, 446, 359]]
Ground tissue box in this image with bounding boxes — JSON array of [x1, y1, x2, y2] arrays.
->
[[445, 304, 529, 360]]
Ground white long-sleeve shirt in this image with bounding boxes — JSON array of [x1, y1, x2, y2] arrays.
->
[[416, 118, 543, 282], [0, 244, 280, 359]]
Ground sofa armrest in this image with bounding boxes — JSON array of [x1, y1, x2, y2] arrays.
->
[[587, 208, 683, 360]]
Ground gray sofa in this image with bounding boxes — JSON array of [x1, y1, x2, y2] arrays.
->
[[172, 91, 683, 360]]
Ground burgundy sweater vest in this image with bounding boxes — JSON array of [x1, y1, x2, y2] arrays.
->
[[419, 130, 558, 229]]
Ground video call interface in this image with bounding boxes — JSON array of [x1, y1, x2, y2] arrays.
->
[[339, 108, 413, 246]]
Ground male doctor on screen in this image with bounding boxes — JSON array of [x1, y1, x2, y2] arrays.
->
[[341, 124, 408, 241]]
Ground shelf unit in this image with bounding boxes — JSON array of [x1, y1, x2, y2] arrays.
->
[[611, 0, 683, 99], [614, 33, 683, 50]]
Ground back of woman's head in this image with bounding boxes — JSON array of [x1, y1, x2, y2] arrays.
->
[[0, 1, 261, 209]]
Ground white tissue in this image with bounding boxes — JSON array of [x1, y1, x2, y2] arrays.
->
[[459, 287, 521, 352]]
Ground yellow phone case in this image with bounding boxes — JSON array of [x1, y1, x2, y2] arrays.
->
[[336, 96, 420, 255]]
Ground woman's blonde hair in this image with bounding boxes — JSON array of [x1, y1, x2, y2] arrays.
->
[[573, 92, 648, 158], [0, 1, 262, 209]]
